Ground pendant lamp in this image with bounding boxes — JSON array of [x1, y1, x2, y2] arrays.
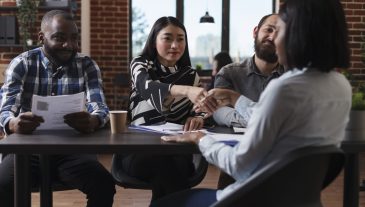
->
[[200, 11, 215, 23]]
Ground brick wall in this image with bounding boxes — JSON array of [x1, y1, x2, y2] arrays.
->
[[0, 0, 128, 109], [89, 0, 129, 110], [344, 0, 365, 79], [0, 0, 82, 83]]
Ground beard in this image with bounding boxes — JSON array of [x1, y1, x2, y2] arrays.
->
[[43, 44, 77, 66], [254, 37, 278, 63]]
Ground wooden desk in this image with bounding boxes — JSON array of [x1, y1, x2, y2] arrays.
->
[[341, 139, 365, 207], [0, 128, 200, 207]]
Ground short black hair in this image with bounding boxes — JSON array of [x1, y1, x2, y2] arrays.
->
[[279, 0, 349, 72], [141, 16, 191, 67], [214, 52, 232, 72], [41, 10, 74, 31]]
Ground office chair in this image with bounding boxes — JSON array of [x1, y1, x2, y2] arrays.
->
[[113, 73, 130, 110], [210, 145, 345, 207], [111, 154, 209, 189]]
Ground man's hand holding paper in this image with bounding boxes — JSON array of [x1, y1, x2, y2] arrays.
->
[[64, 111, 100, 133], [8, 112, 44, 134], [31, 92, 86, 130]]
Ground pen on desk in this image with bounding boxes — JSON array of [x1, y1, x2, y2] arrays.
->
[[162, 129, 183, 131], [162, 129, 204, 133]]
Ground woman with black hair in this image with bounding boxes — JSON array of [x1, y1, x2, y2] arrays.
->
[[152, 0, 352, 206], [115, 16, 215, 201]]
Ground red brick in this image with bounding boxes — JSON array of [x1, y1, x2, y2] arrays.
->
[[345, 7, 354, 15], [346, 3, 364, 9], [353, 23, 365, 29], [353, 62, 365, 68], [347, 16, 362, 22], [348, 29, 363, 35], [1, 1, 16, 6], [354, 9, 365, 15]]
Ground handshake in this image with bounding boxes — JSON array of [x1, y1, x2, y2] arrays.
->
[[189, 87, 241, 118]]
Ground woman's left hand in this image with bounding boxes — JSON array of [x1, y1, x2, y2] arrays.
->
[[184, 116, 204, 131], [161, 131, 206, 144]]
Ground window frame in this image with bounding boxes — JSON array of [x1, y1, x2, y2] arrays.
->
[[129, 0, 276, 68]]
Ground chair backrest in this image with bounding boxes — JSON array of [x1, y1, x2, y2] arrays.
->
[[111, 154, 209, 189], [210, 145, 345, 207], [113, 73, 131, 110], [114, 73, 130, 88]]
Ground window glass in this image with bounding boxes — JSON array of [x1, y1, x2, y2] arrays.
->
[[184, 0, 222, 70], [131, 0, 176, 58], [230, 0, 272, 62]]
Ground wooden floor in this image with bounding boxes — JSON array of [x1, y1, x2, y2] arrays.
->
[[30, 154, 220, 207], [30, 154, 348, 207]]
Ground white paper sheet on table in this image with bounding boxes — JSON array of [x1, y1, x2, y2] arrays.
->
[[129, 122, 197, 135], [130, 122, 243, 143], [31, 92, 85, 130], [233, 127, 247, 133]]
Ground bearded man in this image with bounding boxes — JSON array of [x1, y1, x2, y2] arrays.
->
[[211, 14, 285, 189], [212, 14, 285, 128]]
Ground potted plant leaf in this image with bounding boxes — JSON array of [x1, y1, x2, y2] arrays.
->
[[16, 0, 40, 50], [345, 82, 365, 140]]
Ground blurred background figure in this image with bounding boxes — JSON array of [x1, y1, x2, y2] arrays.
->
[[209, 52, 232, 90]]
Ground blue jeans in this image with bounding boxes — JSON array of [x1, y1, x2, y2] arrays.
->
[[150, 188, 217, 207]]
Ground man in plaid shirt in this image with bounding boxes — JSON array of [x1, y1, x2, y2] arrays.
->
[[0, 10, 115, 206]]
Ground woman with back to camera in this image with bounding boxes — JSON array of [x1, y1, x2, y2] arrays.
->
[[151, 0, 352, 206], [114, 16, 215, 201]]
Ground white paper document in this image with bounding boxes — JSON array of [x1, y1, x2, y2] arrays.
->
[[233, 127, 247, 133], [31, 92, 85, 130], [208, 133, 242, 141], [129, 122, 192, 135], [130, 122, 243, 142]]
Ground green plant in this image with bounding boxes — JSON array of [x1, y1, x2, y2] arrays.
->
[[352, 91, 365, 110], [340, 69, 365, 110], [16, 0, 40, 49], [195, 64, 203, 70]]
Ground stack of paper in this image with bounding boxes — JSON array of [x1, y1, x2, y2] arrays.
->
[[129, 122, 208, 135]]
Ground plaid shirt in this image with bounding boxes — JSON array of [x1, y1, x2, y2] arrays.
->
[[0, 47, 109, 132]]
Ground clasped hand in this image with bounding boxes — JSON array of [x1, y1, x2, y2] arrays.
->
[[163, 88, 241, 144], [193, 88, 241, 117]]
